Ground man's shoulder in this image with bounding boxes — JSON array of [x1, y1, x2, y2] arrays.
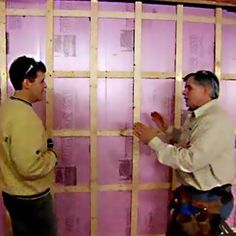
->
[[0, 98, 34, 118], [204, 102, 227, 117], [202, 103, 233, 128]]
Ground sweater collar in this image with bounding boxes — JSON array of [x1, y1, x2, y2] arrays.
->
[[10, 96, 32, 107]]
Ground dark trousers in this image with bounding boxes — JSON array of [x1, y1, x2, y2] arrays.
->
[[2, 190, 57, 236], [166, 185, 234, 236]]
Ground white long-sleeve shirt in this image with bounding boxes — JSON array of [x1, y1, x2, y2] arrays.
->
[[149, 99, 235, 191]]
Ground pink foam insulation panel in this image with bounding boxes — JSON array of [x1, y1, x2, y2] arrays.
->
[[2, 1, 236, 235], [142, 20, 176, 72], [54, 17, 90, 71], [53, 79, 90, 130], [55, 192, 90, 236], [222, 24, 236, 74], [98, 19, 134, 71], [138, 190, 169, 234], [98, 137, 133, 185], [183, 22, 215, 73], [54, 137, 90, 186], [97, 79, 133, 129], [98, 191, 131, 236]]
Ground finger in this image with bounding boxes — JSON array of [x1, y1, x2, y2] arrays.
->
[[133, 126, 143, 134], [134, 122, 142, 127], [134, 122, 146, 130], [133, 130, 140, 138], [152, 115, 164, 125], [151, 111, 158, 116], [151, 113, 161, 120]]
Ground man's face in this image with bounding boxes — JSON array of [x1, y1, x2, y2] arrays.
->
[[182, 76, 210, 111], [29, 71, 47, 103]]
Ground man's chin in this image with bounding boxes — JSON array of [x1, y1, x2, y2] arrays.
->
[[185, 102, 190, 108], [186, 103, 194, 111], [33, 97, 42, 103]]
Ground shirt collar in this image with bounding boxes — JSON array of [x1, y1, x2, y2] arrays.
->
[[193, 99, 218, 118]]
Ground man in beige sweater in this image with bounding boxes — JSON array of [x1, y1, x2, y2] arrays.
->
[[0, 56, 58, 236], [134, 71, 235, 235]]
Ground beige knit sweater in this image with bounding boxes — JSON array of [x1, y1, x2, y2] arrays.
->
[[0, 97, 57, 196]]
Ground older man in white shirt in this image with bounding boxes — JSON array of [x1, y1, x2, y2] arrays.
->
[[134, 70, 235, 236]]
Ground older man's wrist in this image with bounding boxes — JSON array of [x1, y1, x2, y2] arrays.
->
[[148, 136, 163, 150]]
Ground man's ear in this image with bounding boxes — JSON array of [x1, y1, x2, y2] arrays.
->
[[22, 79, 32, 89], [204, 85, 212, 98]]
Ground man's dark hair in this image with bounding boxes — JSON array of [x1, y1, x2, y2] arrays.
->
[[9, 56, 46, 90], [183, 70, 220, 99]]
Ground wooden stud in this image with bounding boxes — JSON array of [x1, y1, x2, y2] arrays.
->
[[98, 71, 134, 78], [172, 5, 184, 191], [175, 5, 183, 130], [46, 0, 54, 137], [215, 8, 222, 79], [53, 70, 90, 78], [184, 15, 215, 23], [52, 71, 176, 78], [0, 0, 7, 102], [223, 17, 236, 25], [142, 71, 175, 78], [139, 182, 170, 190], [131, 2, 142, 236], [0, 1, 10, 235], [53, 129, 134, 137], [222, 74, 236, 80], [54, 9, 91, 17], [90, 1, 98, 236], [99, 11, 135, 19], [6, 8, 46, 16], [142, 12, 177, 21], [52, 130, 90, 137], [99, 182, 170, 191], [49, 125, 236, 138], [97, 130, 133, 136], [53, 182, 171, 193], [52, 129, 165, 137], [53, 184, 90, 193]]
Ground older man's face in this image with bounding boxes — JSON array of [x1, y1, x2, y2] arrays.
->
[[182, 76, 211, 111]]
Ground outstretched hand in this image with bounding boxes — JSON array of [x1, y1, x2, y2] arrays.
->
[[151, 111, 168, 132], [133, 122, 158, 144]]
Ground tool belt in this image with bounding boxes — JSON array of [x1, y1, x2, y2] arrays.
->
[[169, 184, 233, 236]]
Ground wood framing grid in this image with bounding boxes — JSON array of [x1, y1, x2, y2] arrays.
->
[[1, 0, 236, 235]]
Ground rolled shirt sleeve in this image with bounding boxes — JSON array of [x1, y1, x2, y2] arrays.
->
[[148, 114, 233, 173]]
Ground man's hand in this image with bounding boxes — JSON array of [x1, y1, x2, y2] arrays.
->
[[133, 122, 157, 144], [151, 111, 168, 132]]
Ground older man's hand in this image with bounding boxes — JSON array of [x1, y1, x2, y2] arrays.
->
[[151, 111, 168, 132], [133, 122, 158, 144]]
